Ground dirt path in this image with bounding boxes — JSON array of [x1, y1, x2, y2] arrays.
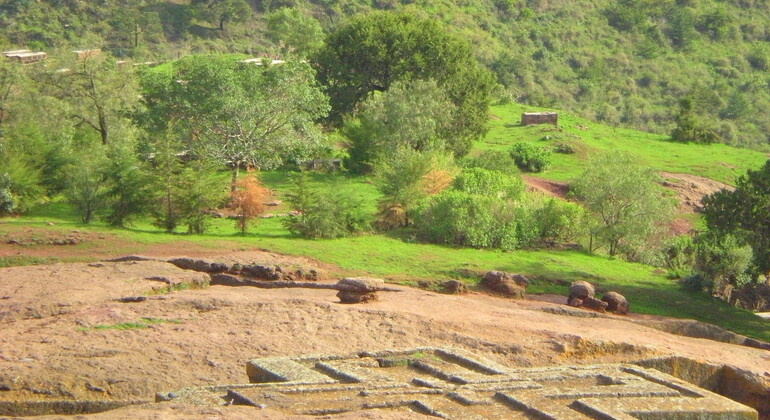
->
[[1, 251, 768, 419]]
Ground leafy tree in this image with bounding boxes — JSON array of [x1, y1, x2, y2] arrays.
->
[[36, 53, 139, 146], [372, 148, 455, 229], [0, 158, 43, 215], [283, 173, 370, 239], [670, 98, 720, 144], [108, 3, 164, 51], [139, 56, 329, 188], [702, 159, 770, 273], [313, 11, 494, 155], [64, 148, 109, 223], [570, 152, 675, 257], [229, 172, 268, 234], [147, 132, 225, 234], [344, 79, 457, 172], [265, 7, 324, 58], [190, 0, 251, 31], [103, 144, 151, 227]]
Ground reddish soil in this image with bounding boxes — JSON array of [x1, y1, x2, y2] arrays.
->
[[0, 246, 769, 419]]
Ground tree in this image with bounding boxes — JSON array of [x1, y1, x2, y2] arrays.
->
[[570, 152, 675, 257], [313, 11, 494, 156], [36, 53, 139, 146], [191, 0, 251, 31], [702, 159, 770, 274], [229, 173, 268, 234], [344, 79, 457, 172], [373, 148, 455, 229], [139, 56, 329, 188], [670, 98, 720, 144], [265, 7, 324, 58]]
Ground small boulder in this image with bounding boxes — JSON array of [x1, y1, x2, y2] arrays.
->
[[602, 291, 629, 314], [241, 264, 282, 280], [581, 296, 609, 313], [442, 280, 468, 295], [481, 271, 527, 298], [336, 277, 385, 292], [336, 290, 378, 304], [569, 281, 595, 300]]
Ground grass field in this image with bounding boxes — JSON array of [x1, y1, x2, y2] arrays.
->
[[481, 104, 768, 184], [3, 103, 769, 342]]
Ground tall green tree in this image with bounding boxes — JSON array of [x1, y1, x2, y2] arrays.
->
[[570, 152, 675, 257], [344, 79, 457, 172], [702, 159, 770, 274], [139, 56, 329, 187], [190, 0, 251, 31], [265, 7, 324, 58], [313, 11, 494, 156], [35, 53, 139, 146]]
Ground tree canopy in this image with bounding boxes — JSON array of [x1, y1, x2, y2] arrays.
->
[[570, 152, 675, 256], [313, 11, 495, 156], [139, 56, 329, 183], [702, 159, 770, 273]]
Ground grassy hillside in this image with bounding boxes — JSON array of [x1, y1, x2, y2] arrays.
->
[[482, 104, 769, 183], [3, 0, 770, 151]]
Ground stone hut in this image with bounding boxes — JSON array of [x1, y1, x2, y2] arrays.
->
[[521, 112, 558, 126], [3, 50, 47, 64]]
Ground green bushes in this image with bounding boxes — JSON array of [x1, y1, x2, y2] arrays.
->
[[413, 168, 582, 250], [509, 143, 552, 173], [452, 168, 523, 199], [283, 172, 371, 239]]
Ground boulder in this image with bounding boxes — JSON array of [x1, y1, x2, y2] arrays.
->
[[336, 290, 378, 304], [168, 258, 228, 274], [481, 271, 527, 298], [442, 280, 468, 295], [581, 296, 609, 313], [336, 277, 385, 292], [240, 264, 282, 280], [569, 281, 595, 300], [602, 291, 629, 314]]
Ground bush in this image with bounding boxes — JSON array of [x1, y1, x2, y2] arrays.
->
[[373, 148, 455, 229], [509, 143, 552, 173], [452, 168, 523, 200], [461, 150, 518, 175], [689, 232, 754, 293], [284, 173, 371, 239], [413, 190, 531, 250], [0, 159, 43, 215], [229, 173, 269, 234], [531, 197, 585, 245]]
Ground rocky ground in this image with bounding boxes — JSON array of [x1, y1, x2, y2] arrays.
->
[[0, 246, 768, 419]]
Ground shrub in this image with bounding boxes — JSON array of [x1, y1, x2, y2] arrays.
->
[[373, 148, 455, 229], [284, 173, 371, 239], [452, 168, 523, 200], [689, 232, 754, 293], [461, 150, 518, 175], [413, 190, 532, 250], [531, 197, 585, 245], [229, 173, 269, 234], [509, 143, 552, 173], [0, 159, 43, 216]]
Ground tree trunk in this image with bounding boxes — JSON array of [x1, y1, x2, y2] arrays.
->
[[220, 19, 225, 31], [230, 163, 240, 193]]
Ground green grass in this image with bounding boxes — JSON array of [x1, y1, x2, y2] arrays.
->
[[78, 317, 184, 332], [482, 104, 768, 185]]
